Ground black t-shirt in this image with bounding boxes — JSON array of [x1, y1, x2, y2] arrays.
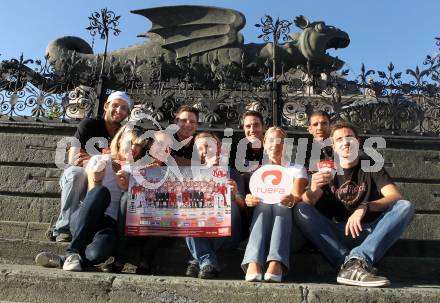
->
[[304, 139, 334, 172], [229, 139, 264, 171], [171, 133, 195, 160], [315, 161, 394, 223], [74, 116, 111, 152]]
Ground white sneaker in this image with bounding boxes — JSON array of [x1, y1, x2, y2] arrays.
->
[[62, 253, 83, 271], [35, 252, 62, 268]]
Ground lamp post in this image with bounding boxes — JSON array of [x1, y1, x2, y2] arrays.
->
[[86, 8, 121, 117], [256, 15, 292, 126]]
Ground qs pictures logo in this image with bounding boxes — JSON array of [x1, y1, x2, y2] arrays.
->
[[249, 165, 293, 204]]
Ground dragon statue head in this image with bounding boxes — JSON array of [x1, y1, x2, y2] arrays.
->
[[290, 15, 350, 70]]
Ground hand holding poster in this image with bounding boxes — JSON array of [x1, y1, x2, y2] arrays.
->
[[126, 166, 231, 237]]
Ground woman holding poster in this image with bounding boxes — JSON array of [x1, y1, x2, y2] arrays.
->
[[242, 127, 308, 282], [35, 125, 147, 272], [185, 132, 245, 279]]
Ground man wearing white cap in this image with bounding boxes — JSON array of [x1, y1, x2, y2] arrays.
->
[[48, 91, 132, 242]]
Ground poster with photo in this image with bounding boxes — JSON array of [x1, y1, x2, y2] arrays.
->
[[125, 166, 231, 237]]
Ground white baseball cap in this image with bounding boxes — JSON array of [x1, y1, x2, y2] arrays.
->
[[106, 91, 133, 110]]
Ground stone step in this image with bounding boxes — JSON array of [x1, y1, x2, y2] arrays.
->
[[3, 129, 440, 182], [402, 213, 440, 240], [0, 237, 439, 283], [0, 193, 438, 226], [379, 148, 440, 181], [0, 196, 59, 223], [0, 167, 61, 195], [0, 239, 67, 265], [1, 210, 438, 242], [0, 132, 66, 165], [0, 173, 439, 213], [396, 182, 440, 211], [0, 264, 439, 303], [153, 247, 440, 283], [0, 221, 51, 241]]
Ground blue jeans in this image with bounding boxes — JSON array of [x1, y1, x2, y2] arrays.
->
[[185, 201, 242, 269], [290, 221, 306, 253], [293, 200, 415, 268], [241, 203, 293, 272], [67, 186, 118, 265], [54, 166, 87, 236]]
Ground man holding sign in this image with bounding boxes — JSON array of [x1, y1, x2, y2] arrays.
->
[[295, 122, 414, 287]]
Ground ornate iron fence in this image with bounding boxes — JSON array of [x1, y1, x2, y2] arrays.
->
[[1, 10, 440, 136]]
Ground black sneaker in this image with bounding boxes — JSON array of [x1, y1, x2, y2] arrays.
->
[[185, 262, 200, 278], [337, 259, 390, 287], [198, 265, 219, 279], [45, 216, 57, 241], [136, 262, 151, 275], [185, 262, 199, 278], [102, 261, 124, 273]]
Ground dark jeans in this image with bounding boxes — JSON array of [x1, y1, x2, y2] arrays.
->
[[115, 192, 157, 267], [68, 186, 118, 265], [185, 201, 243, 269]]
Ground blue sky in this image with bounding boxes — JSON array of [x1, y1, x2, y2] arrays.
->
[[1, 0, 439, 78]]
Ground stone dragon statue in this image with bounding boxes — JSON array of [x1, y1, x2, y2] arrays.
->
[[1, 5, 350, 90], [47, 6, 349, 77]]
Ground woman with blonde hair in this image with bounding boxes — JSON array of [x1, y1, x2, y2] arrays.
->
[[242, 127, 308, 282], [35, 124, 147, 272]]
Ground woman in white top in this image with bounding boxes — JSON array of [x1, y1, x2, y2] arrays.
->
[[35, 125, 147, 272], [242, 127, 308, 282]]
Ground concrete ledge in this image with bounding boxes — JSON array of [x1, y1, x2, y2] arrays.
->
[[0, 238, 439, 283], [0, 264, 439, 303], [0, 214, 439, 244]]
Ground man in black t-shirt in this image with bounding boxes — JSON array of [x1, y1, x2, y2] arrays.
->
[[230, 110, 265, 173], [294, 122, 414, 287], [50, 91, 132, 242]]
